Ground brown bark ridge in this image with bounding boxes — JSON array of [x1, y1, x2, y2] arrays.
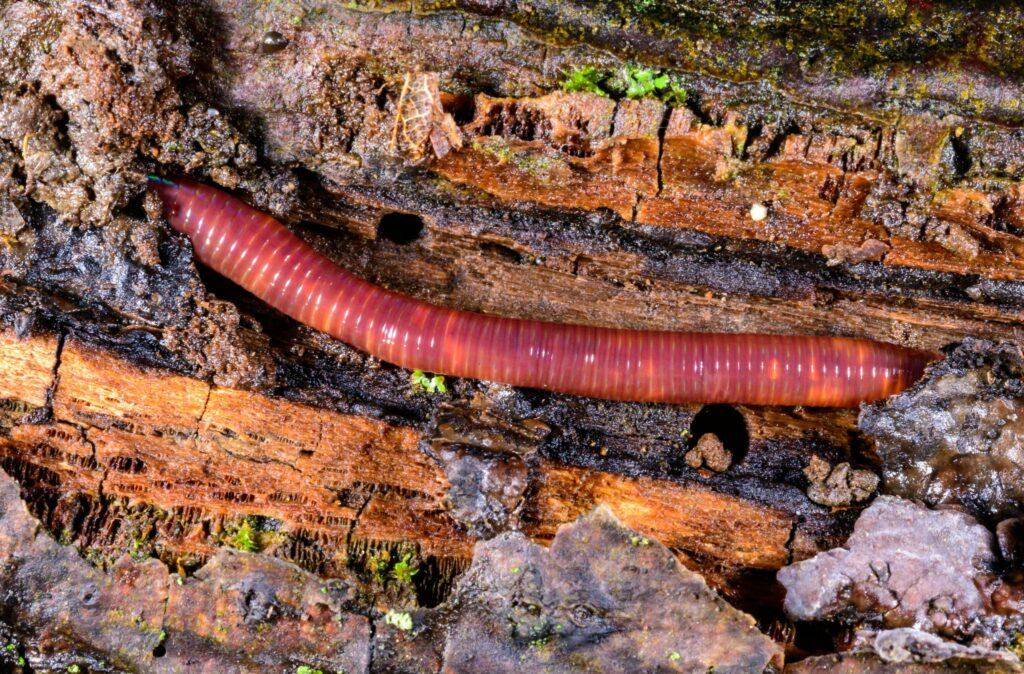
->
[[3, 0, 1024, 671]]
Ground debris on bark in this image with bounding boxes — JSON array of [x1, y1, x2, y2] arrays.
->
[[803, 456, 879, 507], [684, 432, 732, 472], [860, 339, 1024, 522], [822, 239, 891, 266]]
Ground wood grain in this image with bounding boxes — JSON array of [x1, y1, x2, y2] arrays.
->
[[0, 331, 805, 586]]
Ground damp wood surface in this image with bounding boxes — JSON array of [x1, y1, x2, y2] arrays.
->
[[0, 330, 793, 583]]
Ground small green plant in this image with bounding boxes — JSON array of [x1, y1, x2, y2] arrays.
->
[[630, 535, 651, 547], [295, 666, 323, 674], [410, 369, 447, 394], [4, 644, 15, 652], [620, 65, 686, 104], [561, 66, 606, 95], [561, 66, 608, 96], [623, 66, 669, 99], [668, 650, 681, 662], [384, 610, 414, 631], [226, 519, 260, 552], [365, 549, 391, 584], [129, 531, 151, 559], [67, 666, 81, 673], [391, 552, 419, 585], [660, 80, 687, 107], [561, 64, 685, 106]]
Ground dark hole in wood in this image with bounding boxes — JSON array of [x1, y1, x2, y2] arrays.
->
[[442, 93, 476, 125], [377, 212, 425, 245], [688, 404, 749, 465], [480, 241, 524, 264]]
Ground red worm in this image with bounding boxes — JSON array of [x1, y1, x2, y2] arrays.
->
[[150, 177, 935, 407]]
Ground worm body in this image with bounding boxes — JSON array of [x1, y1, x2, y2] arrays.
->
[[150, 177, 934, 407]]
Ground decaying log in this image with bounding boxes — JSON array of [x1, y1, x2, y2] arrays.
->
[[5, 0, 1024, 671]]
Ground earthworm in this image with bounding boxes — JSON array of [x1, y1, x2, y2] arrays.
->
[[149, 176, 936, 407]]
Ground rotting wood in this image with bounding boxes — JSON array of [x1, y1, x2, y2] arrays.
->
[[6, 1, 1024, 668], [524, 462, 792, 569], [0, 330, 801, 588]]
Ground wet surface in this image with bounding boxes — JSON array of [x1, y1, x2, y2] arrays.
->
[[789, 628, 1023, 673], [861, 339, 1024, 522], [778, 496, 1024, 646], [440, 505, 783, 673]]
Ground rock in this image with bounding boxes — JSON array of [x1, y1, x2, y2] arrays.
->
[[442, 505, 782, 673], [860, 339, 1024, 522], [778, 496, 1023, 644], [437, 445, 528, 538], [163, 550, 370, 674]]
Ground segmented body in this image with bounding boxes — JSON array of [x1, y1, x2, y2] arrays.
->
[[150, 177, 935, 407]]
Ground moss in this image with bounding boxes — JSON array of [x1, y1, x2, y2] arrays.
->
[[410, 369, 447, 394], [472, 138, 515, 163], [561, 66, 608, 96], [225, 519, 260, 552], [219, 515, 285, 553], [391, 552, 419, 586], [560, 64, 685, 106], [57, 528, 74, 546]]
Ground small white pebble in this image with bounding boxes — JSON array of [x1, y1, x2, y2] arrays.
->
[[749, 202, 768, 222]]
